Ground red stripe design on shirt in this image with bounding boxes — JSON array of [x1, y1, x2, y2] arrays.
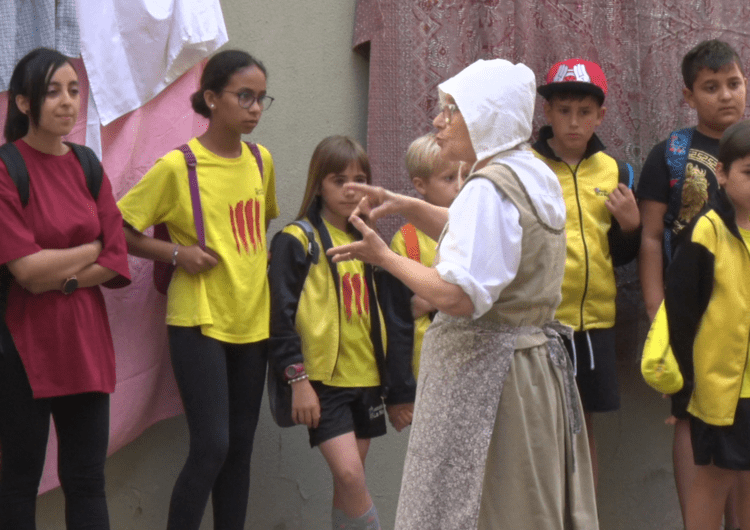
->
[[342, 272, 353, 322], [229, 204, 241, 253], [234, 201, 249, 253], [245, 200, 256, 252], [254, 199, 262, 250], [352, 273, 363, 316]]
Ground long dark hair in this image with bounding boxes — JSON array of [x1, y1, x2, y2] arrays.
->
[[190, 50, 267, 118], [4, 48, 75, 143], [297, 136, 372, 220]]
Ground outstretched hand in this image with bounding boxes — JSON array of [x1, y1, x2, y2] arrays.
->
[[327, 214, 391, 267], [347, 183, 405, 225]]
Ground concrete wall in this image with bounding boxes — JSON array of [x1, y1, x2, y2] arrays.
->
[[36, 1, 684, 529]]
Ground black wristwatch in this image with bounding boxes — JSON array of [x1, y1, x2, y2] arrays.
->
[[61, 275, 78, 295]]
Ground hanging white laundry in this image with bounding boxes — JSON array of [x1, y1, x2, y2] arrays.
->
[[86, 89, 103, 160], [0, 0, 80, 90], [75, 0, 227, 125]]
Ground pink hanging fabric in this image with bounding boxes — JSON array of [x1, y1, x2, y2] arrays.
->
[[354, 0, 750, 238], [0, 59, 206, 494]]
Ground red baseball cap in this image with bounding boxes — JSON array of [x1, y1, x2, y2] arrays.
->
[[537, 58, 608, 101]]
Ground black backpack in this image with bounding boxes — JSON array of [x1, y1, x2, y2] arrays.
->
[[0, 142, 103, 354], [662, 127, 695, 262]]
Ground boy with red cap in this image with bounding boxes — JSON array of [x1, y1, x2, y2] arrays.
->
[[532, 58, 641, 489]]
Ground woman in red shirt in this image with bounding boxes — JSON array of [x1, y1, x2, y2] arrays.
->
[[0, 48, 130, 529]]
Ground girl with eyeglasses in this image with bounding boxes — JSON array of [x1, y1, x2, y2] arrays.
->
[[117, 49, 278, 530]]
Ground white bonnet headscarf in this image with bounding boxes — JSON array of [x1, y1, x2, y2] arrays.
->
[[438, 59, 536, 163]]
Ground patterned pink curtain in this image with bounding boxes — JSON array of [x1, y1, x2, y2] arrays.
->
[[354, 0, 750, 237]]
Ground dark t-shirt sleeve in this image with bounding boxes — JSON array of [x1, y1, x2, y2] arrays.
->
[[636, 139, 670, 204]]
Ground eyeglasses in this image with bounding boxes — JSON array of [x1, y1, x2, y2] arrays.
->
[[440, 103, 459, 124], [223, 90, 274, 110]]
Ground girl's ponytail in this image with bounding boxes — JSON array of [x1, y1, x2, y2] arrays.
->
[[190, 89, 212, 119]]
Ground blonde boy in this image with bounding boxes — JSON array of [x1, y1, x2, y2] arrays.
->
[[389, 133, 462, 376]]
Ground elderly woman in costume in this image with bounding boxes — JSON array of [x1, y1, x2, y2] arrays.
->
[[328, 59, 599, 529]]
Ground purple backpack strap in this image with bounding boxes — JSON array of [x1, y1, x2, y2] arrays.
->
[[177, 144, 206, 250], [245, 142, 264, 180]]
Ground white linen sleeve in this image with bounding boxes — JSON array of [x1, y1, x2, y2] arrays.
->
[[435, 178, 522, 319]]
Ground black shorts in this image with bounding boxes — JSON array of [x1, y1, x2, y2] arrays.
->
[[690, 398, 750, 470], [562, 328, 619, 413], [307, 382, 387, 447]]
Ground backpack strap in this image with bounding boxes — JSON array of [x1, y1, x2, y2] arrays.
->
[[66, 142, 103, 200], [401, 223, 421, 262], [245, 142, 264, 181], [176, 144, 206, 250], [290, 220, 319, 264], [174, 142, 261, 250], [0, 143, 30, 206], [0, 142, 104, 207], [364, 262, 388, 398], [663, 127, 694, 261], [153, 144, 207, 294], [616, 160, 634, 189]]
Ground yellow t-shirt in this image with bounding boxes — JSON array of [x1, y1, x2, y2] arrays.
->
[[325, 220, 380, 387], [740, 226, 750, 397], [390, 223, 437, 377], [117, 138, 279, 343]]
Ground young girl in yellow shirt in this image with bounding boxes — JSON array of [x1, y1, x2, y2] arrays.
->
[[268, 136, 414, 530]]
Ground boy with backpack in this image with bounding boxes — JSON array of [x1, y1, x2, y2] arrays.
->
[[637, 39, 747, 528], [389, 133, 462, 378], [532, 58, 641, 489]]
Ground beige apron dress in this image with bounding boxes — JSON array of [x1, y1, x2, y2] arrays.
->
[[394, 164, 599, 530]]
